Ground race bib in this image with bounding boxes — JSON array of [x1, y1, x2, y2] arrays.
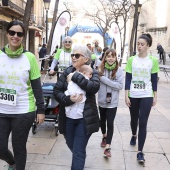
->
[[131, 81, 146, 91], [0, 88, 17, 106]]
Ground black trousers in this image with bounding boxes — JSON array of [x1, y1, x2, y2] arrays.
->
[[129, 97, 153, 151], [159, 52, 164, 60], [99, 107, 117, 145], [0, 112, 35, 170], [41, 59, 45, 71]]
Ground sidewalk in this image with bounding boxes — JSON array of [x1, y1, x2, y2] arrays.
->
[[0, 69, 170, 170]]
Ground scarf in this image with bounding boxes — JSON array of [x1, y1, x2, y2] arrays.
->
[[105, 62, 116, 71], [5, 45, 24, 58], [63, 48, 72, 52]]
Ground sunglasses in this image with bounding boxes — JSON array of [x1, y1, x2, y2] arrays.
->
[[71, 53, 84, 59], [7, 30, 24, 37], [64, 41, 72, 44]]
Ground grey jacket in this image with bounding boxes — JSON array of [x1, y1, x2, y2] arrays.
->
[[98, 67, 124, 108]]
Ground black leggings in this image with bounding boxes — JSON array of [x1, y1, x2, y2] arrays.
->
[[99, 107, 117, 145], [129, 97, 153, 151], [0, 112, 35, 170]]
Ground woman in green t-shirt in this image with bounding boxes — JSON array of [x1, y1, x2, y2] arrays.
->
[[125, 33, 159, 163]]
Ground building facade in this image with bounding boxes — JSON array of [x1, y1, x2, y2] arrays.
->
[[137, 0, 170, 55]]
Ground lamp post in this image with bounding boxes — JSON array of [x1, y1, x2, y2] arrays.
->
[[43, 0, 51, 44], [133, 4, 142, 55]]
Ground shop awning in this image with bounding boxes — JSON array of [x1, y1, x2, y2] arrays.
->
[[0, 14, 12, 22], [29, 26, 42, 32]]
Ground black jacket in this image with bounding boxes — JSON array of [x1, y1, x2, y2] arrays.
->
[[39, 47, 46, 58], [53, 66, 100, 135], [157, 45, 164, 53]]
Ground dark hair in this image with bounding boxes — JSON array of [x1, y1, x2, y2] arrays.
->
[[6, 20, 25, 36], [42, 44, 47, 47], [98, 48, 119, 79], [138, 33, 152, 47], [101, 47, 109, 60]]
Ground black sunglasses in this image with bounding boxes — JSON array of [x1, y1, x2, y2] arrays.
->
[[71, 53, 84, 59], [7, 30, 24, 37], [64, 41, 72, 44]]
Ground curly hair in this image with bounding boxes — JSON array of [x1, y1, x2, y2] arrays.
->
[[98, 48, 119, 79]]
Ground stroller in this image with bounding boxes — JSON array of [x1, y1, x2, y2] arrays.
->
[[32, 82, 59, 136]]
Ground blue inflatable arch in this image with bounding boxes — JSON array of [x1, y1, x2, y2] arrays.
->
[[67, 25, 113, 46]]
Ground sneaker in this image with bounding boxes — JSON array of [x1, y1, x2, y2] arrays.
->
[[130, 136, 136, 146], [137, 152, 145, 163], [104, 148, 111, 157], [100, 137, 106, 147]]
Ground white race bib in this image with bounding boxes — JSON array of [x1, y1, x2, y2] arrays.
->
[[0, 88, 17, 106], [131, 81, 146, 91]]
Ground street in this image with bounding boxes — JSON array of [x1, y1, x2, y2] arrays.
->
[[0, 67, 170, 170]]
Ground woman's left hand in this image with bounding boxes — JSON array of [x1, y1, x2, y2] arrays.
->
[[152, 97, 157, 106], [67, 73, 74, 82], [37, 114, 45, 125]]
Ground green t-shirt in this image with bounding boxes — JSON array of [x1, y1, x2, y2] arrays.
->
[[0, 51, 40, 114], [125, 55, 159, 98]]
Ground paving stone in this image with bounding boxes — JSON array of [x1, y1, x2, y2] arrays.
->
[[27, 137, 56, 154], [124, 151, 170, 170]]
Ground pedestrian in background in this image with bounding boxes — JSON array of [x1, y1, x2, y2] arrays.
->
[[49, 36, 73, 76], [95, 46, 102, 69], [39, 43, 47, 72], [87, 43, 96, 68], [125, 33, 159, 163], [157, 43, 164, 62], [97, 48, 124, 158], [0, 20, 45, 170], [53, 45, 100, 170], [37, 44, 42, 54]]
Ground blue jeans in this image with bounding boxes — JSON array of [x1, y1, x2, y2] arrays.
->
[[65, 118, 91, 170]]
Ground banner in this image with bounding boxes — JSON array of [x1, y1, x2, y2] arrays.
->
[[50, 10, 71, 55]]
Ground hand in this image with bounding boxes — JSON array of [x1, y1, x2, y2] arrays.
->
[[70, 94, 83, 103], [152, 97, 157, 106], [37, 114, 45, 125], [125, 97, 131, 107], [67, 73, 74, 82], [49, 70, 55, 75]]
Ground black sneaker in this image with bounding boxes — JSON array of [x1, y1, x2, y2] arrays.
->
[[137, 152, 145, 163], [130, 136, 136, 146]]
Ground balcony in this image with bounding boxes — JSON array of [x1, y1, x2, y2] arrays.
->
[[0, 0, 24, 21], [8, 1, 25, 15]]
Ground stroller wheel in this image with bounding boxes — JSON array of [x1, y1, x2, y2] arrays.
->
[[55, 127, 59, 136], [32, 123, 37, 134]]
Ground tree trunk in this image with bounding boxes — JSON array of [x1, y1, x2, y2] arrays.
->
[[103, 34, 107, 47], [22, 0, 34, 48], [46, 0, 59, 55], [129, 0, 139, 57], [110, 38, 116, 49]]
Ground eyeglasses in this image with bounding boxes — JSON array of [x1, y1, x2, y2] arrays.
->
[[64, 41, 72, 44], [71, 53, 84, 59], [7, 30, 24, 37]]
